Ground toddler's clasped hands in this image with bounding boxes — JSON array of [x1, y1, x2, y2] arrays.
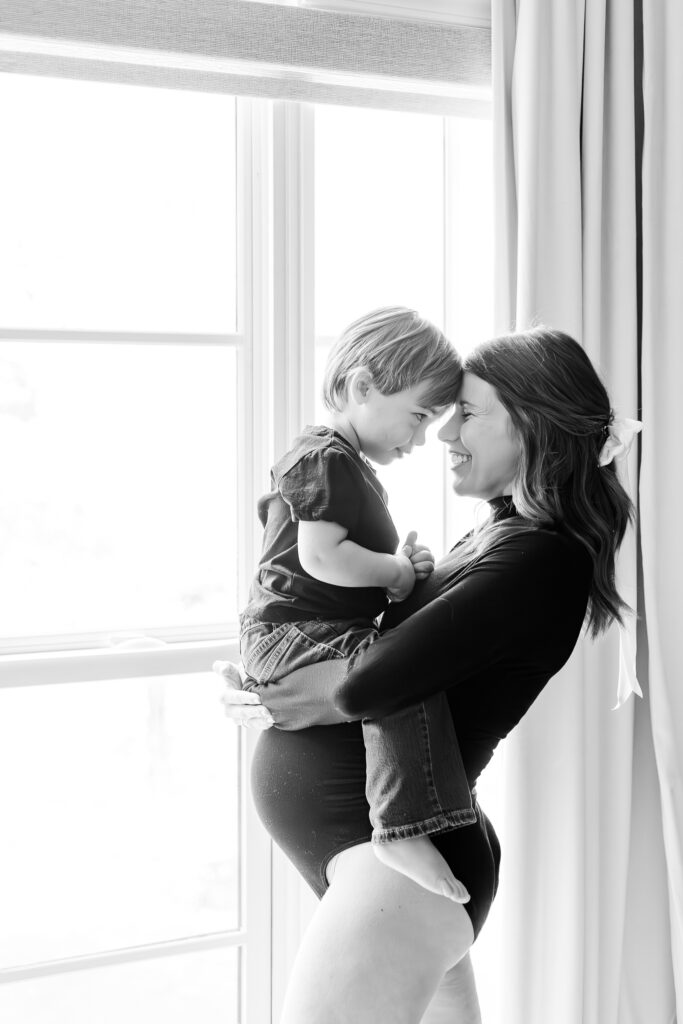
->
[[385, 530, 435, 603]]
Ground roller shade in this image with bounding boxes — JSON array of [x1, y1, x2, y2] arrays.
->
[[0, 0, 491, 114]]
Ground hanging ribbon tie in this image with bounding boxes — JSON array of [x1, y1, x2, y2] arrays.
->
[[598, 415, 642, 467], [613, 618, 643, 710], [598, 413, 643, 708]]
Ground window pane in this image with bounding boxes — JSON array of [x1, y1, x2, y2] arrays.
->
[[0, 341, 239, 639], [0, 673, 240, 967], [0, 75, 237, 333], [445, 116, 495, 355], [0, 947, 239, 1024], [314, 110, 493, 553], [314, 105, 445, 334]]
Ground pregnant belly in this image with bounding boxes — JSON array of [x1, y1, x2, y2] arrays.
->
[[250, 722, 372, 897], [249, 721, 502, 939]]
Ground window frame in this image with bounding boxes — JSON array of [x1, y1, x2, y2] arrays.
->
[[0, 14, 492, 1021], [0, 92, 275, 1021]]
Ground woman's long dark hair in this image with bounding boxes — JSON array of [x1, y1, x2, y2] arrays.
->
[[463, 327, 635, 637]]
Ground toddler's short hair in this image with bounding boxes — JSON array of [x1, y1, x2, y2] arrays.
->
[[322, 307, 462, 412]]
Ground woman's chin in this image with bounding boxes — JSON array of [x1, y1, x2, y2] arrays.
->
[[450, 472, 472, 496]]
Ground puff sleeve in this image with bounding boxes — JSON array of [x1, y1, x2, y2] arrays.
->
[[276, 449, 361, 533]]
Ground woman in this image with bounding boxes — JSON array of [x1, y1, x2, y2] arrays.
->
[[219, 327, 638, 1023]]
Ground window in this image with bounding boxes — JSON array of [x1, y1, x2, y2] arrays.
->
[[1, 22, 494, 1024], [0, 73, 270, 1023], [1, 77, 238, 334], [313, 103, 493, 553], [0, 675, 242, 1022], [1, 75, 244, 645]]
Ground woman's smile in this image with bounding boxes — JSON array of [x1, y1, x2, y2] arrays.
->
[[439, 373, 520, 499], [449, 451, 472, 469]]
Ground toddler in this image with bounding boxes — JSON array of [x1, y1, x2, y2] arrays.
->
[[237, 307, 475, 900]]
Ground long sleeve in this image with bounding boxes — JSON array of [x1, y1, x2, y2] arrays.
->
[[248, 657, 352, 730], [334, 529, 590, 720], [249, 526, 591, 732]]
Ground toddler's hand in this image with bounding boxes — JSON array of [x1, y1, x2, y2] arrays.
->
[[408, 539, 435, 580], [385, 532, 418, 602]]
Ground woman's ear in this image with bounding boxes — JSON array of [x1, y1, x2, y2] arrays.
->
[[346, 368, 374, 406]]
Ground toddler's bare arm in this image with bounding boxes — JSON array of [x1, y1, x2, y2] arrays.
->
[[298, 519, 414, 597]]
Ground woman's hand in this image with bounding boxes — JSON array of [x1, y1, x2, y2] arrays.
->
[[213, 660, 275, 730]]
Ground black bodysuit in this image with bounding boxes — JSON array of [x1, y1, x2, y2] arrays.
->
[[249, 498, 593, 938]]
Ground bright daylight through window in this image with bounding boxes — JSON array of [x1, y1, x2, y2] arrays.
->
[[0, 68, 494, 1024]]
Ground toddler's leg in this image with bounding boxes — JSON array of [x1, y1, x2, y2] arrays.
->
[[363, 693, 476, 902]]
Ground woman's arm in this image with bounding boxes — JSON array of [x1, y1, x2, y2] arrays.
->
[[335, 530, 589, 719], [248, 530, 589, 730], [248, 657, 353, 730], [246, 595, 457, 730]]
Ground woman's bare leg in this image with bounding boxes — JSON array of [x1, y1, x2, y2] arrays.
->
[[280, 842, 474, 1024], [420, 954, 482, 1024]]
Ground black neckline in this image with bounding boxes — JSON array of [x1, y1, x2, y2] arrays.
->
[[487, 495, 517, 520]]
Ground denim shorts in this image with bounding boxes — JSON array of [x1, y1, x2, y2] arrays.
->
[[239, 614, 377, 685]]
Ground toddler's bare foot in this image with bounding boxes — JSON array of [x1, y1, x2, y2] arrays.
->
[[373, 835, 470, 903]]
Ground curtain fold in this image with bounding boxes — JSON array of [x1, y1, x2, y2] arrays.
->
[[641, 0, 683, 1013], [491, 1, 677, 1020]]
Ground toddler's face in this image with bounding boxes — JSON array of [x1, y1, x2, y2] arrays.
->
[[354, 383, 449, 466]]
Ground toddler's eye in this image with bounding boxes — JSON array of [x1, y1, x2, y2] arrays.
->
[[414, 413, 427, 423]]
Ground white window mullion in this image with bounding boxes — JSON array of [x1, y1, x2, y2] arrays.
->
[[0, 639, 241, 689], [237, 95, 276, 1024], [0, 330, 245, 345], [0, 931, 247, 986], [236, 97, 257, 612], [272, 100, 316, 453], [442, 115, 455, 559], [242, 730, 273, 1024], [269, 98, 319, 1024]]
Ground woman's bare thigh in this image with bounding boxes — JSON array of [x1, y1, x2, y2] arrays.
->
[[420, 954, 482, 1024], [282, 841, 474, 1024]]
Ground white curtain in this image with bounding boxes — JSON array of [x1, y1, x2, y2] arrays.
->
[[491, 1, 678, 1021], [640, 0, 683, 1015]]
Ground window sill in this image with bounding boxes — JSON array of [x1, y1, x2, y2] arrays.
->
[[0, 637, 240, 688]]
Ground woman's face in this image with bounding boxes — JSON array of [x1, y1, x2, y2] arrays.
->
[[438, 372, 521, 499]]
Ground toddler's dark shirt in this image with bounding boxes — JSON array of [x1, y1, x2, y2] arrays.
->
[[242, 426, 400, 625]]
